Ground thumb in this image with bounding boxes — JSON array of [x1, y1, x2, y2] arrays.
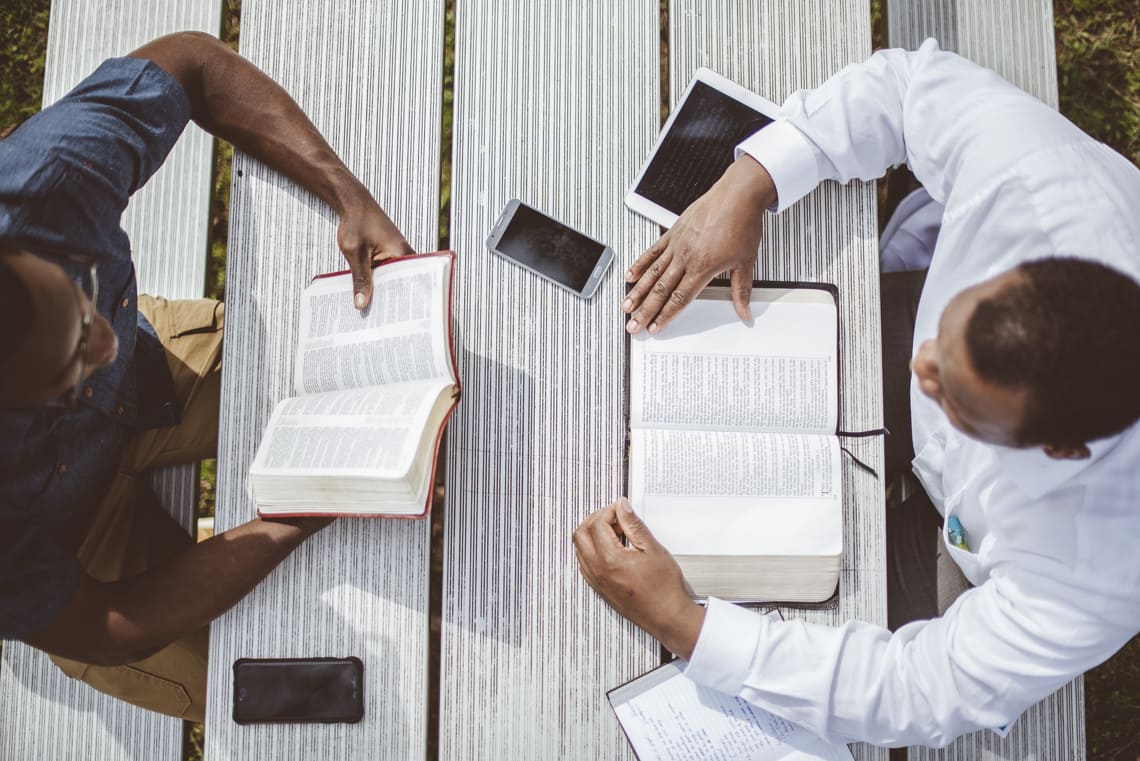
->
[[349, 253, 373, 310], [614, 498, 657, 550], [729, 265, 753, 322]]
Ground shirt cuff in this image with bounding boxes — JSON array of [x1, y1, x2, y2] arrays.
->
[[736, 120, 823, 213], [685, 597, 768, 695]]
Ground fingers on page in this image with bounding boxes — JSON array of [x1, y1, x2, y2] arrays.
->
[[636, 258, 687, 330], [646, 272, 702, 334], [629, 234, 668, 280]]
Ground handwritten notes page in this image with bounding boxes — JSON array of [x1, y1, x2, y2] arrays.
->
[[609, 660, 853, 761]]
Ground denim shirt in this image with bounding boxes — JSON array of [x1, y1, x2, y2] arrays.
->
[[0, 57, 192, 640]]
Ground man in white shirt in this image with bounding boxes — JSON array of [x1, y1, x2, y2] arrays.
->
[[573, 40, 1140, 747]]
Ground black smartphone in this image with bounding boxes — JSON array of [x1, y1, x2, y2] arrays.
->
[[232, 657, 364, 725], [485, 199, 615, 299]]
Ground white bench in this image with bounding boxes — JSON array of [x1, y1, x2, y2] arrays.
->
[[442, 1, 886, 758], [202, 1, 445, 758], [0, 1, 221, 760], [887, 2, 1085, 759]]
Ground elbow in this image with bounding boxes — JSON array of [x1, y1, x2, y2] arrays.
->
[[164, 30, 228, 53]]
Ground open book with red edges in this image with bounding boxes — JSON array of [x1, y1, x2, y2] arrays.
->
[[250, 252, 459, 518]]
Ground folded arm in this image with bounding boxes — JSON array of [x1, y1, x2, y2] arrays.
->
[[27, 516, 330, 666], [624, 39, 1082, 333]]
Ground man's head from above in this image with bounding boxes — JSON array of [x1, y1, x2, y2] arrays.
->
[[911, 257, 1140, 458], [0, 245, 118, 408]]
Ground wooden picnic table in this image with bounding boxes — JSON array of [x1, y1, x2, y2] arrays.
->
[[204, 1, 884, 759]]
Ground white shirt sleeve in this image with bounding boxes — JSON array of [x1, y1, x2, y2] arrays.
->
[[737, 38, 1085, 212], [689, 577, 1133, 746], [687, 40, 1138, 747]]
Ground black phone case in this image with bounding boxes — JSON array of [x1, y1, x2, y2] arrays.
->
[[232, 657, 364, 725]]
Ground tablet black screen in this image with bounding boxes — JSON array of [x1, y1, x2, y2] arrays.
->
[[635, 80, 773, 216], [497, 204, 605, 292]]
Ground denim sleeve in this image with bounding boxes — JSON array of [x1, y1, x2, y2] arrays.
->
[[2, 57, 192, 256], [0, 520, 82, 641]]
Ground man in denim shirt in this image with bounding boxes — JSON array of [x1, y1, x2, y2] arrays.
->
[[0, 32, 412, 721]]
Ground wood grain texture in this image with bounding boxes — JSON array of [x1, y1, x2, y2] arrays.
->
[[204, 1, 443, 759]]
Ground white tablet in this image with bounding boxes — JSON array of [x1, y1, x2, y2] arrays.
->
[[625, 68, 781, 228]]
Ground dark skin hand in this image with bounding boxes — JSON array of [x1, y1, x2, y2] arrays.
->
[[132, 32, 413, 309], [623, 155, 777, 335], [21, 31, 396, 664], [573, 498, 706, 659]]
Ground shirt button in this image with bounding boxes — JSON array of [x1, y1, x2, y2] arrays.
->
[[57, 463, 67, 476], [116, 404, 125, 416], [121, 296, 130, 308], [84, 386, 94, 399]]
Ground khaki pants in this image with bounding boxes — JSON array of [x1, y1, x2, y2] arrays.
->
[[49, 296, 224, 723]]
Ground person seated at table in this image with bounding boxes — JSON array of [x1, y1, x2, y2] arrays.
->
[[0, 32, 412, 722], [574, 40, 1140, 748]]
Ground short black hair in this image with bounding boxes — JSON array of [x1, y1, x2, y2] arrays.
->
[[0, 249, 36, 367], [966, 257, 1140, 447]]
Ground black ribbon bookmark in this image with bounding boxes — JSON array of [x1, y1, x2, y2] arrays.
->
[[835, 427, 889, 480]]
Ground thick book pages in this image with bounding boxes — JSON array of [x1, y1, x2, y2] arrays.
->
[[608, 657, 854, 761], [250, 252, 459, 518], [628, 285, 841, 601]]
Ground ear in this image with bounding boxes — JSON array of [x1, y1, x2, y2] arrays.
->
[[1042, 444, 1091, 460]]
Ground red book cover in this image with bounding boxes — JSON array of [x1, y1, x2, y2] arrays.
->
[[254, 251, 460, 520]]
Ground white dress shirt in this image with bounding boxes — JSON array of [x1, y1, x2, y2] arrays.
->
[[685, 39, 1140, 747]]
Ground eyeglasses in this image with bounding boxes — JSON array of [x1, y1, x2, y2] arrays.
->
[[19, 250, 101, 410], [62, 257, 100, 407]]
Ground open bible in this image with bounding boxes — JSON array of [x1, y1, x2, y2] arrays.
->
[[628, 284, 841, 601], [250, 252, 459, 518]]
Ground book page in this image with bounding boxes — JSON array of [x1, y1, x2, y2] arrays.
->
[[630, 287, 837, 434], [629, 429, 841, 556], [610, 660, 853, 761], [251, 380, 450, 477], [294, 256, 454, 395]]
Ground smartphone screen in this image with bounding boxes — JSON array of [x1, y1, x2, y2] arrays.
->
[[488, 201, 612, 296], [232, 657, 364, 724]]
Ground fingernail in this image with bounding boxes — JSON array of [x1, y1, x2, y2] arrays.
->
[[627, 318, 639, 332], [619, 498, 633, 513], [648, 322, 658, 334], [622, 298, 633, 311], [355, 293, 366, 309], [625, 268, 634, 280]]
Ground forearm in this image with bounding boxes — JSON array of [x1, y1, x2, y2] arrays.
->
[[133, 33, 370, 215], [95, 517, 329, 664], [198, 48, 368, 213]]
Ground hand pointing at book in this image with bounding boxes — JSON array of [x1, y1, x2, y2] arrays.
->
[[623, 155, 778, 334], [337, 191, 415, 310], [573, 498, 706, 659]]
